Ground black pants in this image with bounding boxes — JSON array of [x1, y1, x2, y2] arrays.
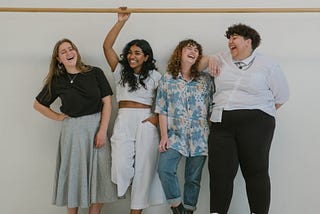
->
[[208, 109, 275, 214]]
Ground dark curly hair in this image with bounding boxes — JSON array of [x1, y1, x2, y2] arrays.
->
[[225, 23, 261, 51], [119, 39, 157, 92], [167, 39, 203, 79]]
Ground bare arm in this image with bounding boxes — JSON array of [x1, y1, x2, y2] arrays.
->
[[198, 55, 220, 76], [158, 114, 169, 152], [198, 55, 209, 71], [33, 100, 67, 121], [103, 11, 130, 71], [95, 95, 112, 148]]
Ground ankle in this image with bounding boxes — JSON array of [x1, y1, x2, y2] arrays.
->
[[172, 202, 182, 208], [130, 209, 142, 214]]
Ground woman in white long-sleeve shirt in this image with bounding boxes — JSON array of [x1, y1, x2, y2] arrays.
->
[[207, 24, 289, 214]]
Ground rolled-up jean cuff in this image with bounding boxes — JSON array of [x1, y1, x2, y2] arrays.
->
[[167, 197, 182, 206], [184, 204, 196, 211]]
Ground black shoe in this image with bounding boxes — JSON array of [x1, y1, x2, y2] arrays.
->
[[171, 203, 185, 214], [185, 209, 193, 214]]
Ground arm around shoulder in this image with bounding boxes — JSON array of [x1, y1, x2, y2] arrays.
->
[[198, 55, 220, 77]]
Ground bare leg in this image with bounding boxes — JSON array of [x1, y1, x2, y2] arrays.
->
[[67, 207, 78, 214], [89, 203, 103, 214], [130, 209, 143, 214]]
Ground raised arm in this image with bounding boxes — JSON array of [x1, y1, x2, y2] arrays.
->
[[103, 10, 131, 72]]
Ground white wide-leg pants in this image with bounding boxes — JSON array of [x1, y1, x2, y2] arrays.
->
[[111, 108, 166, 209]]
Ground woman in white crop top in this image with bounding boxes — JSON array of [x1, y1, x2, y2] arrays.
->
[[103, 10, 166, 214]]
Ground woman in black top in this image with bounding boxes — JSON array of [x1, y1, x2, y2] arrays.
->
[[34, 38, 117, 214]]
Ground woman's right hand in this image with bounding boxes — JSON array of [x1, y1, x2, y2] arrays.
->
[[56, 113, 68, 121], [33, 100, 68, 121], [158, 137, 169, 153]]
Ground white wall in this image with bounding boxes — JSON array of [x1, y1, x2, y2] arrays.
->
[[1, 1, 320, 213]]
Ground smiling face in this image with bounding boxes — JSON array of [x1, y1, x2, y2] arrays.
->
[[228, 34, 253, 61], [181, 43, 200, 65], [56, 42, 78, 70], [127, 45, 149, 73]]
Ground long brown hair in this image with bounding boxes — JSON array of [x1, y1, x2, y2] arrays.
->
[[167, 39, 203, 79], [42, 38, 91, 100]]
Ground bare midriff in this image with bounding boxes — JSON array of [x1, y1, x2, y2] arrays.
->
[[118, 100, 151, 109]]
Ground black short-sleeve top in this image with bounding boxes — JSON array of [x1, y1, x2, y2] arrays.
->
[[36, 66, 113, 117]]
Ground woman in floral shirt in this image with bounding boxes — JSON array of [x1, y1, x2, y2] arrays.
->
[[155, 39, 213, 214]]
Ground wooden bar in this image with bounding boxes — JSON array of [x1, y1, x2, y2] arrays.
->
[[0, 7, 320, 13]]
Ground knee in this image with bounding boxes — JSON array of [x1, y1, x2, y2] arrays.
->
[[157, 163, 177, 180], [241, 163, 269, 181], [186, 169, 203, 184], [158, 165, 175, 177]]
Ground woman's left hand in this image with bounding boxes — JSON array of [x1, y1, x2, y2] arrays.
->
[[95, 130, 107, 148]]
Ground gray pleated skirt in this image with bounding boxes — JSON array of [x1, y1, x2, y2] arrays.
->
[[52, 113, 117, 208]]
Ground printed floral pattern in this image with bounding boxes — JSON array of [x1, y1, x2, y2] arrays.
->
[[155, 72, 213, 156]]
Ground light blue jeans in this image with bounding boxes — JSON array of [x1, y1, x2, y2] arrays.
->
[[157, 149, 206, 211]]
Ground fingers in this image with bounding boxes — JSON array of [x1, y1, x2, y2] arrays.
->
[[208, 68, 214, 76], [118, 7, 131, 16], [207, 56, 221, 77], [95, 141, 101, 148], [95, 138, 106, 149], [213, 66, 220, 77], [158, 143, 168, 153], [95, 141, 106, 149], [208, 65, 220, 77], [57, 113, 68, 121], [141, 117, 151, 123]]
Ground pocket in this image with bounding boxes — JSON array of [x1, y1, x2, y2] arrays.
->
[[144, 120, 158, 129]]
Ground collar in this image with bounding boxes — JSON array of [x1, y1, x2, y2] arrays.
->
[[177, 72, 195, 82], [233, 50, 256, 65]]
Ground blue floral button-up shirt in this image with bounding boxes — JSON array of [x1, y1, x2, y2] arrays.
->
[[155, 72, 213, 157]]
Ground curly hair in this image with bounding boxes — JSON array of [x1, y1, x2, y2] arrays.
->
[[167, 39, 203, 79], [225, 23, 261, 51], [119, 39, 157, 92]]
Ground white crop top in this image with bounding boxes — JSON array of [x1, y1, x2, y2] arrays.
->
[[112, 63, 162, 105]]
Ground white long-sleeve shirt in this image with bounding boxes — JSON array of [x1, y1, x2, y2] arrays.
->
[[210, 51, 289, 122]]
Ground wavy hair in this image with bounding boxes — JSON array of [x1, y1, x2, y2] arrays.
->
[[167, 39, 203, 79], [119, 39, 157, 92]]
